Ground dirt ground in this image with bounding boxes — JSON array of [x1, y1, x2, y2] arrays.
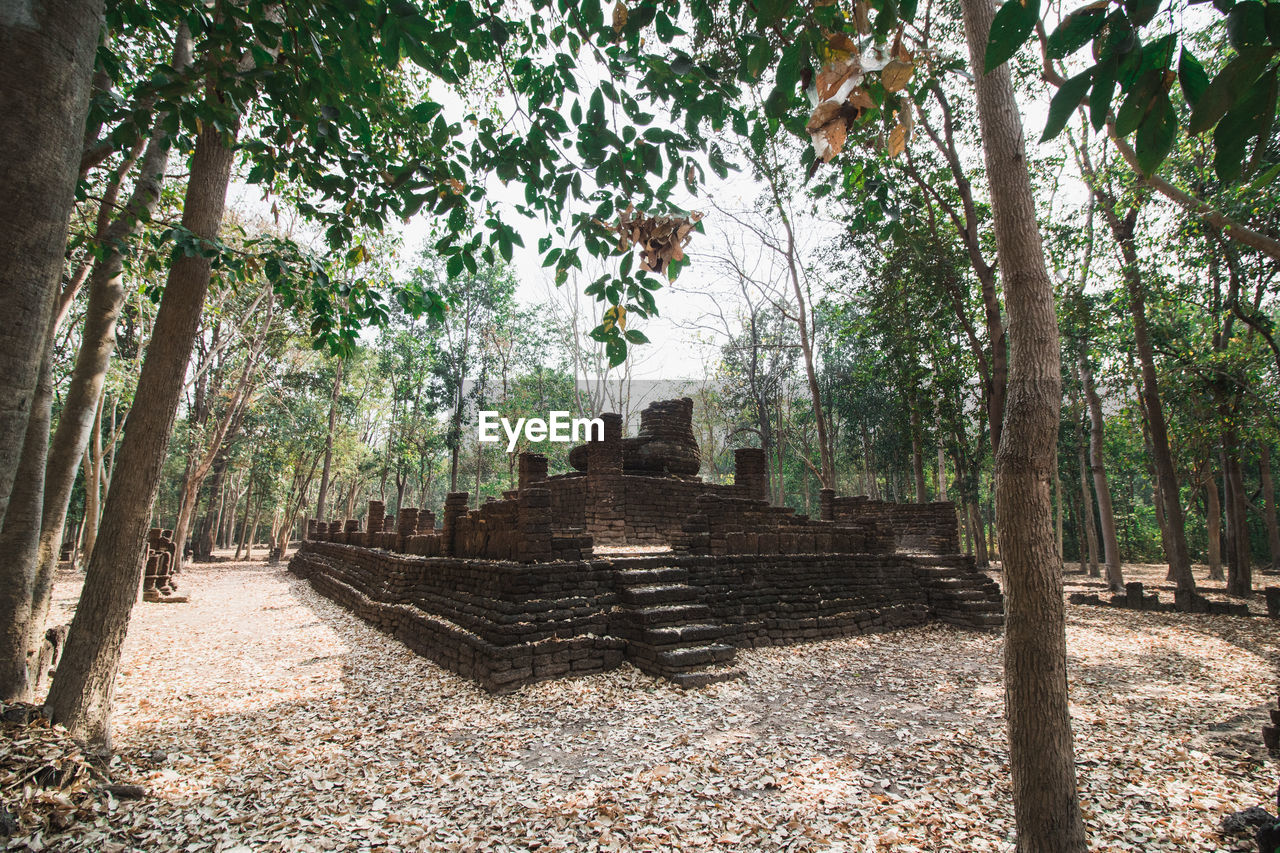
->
[[27, 554, 1280, 852]]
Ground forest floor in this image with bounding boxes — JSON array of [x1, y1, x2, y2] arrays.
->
[[14, 555, 1280, 852]]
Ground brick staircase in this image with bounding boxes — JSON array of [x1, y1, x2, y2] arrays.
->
[[612, 566, 743, 687], [908, 555, 1005, 631]]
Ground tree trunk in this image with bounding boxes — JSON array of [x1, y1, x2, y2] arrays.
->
[[28, 29, 192, 648], [0, 0, 103, 526], [80, 394, 105, 564], [1205, 459, 1224, 581], [1110, 210, 1195, 593], [1221, 428, 1252, 597], [45, 114, 239, 747], [234, 475, 253, 560], [245, 498, 263, 561], [911, 408, 927, 502], [958, 0, 1088, 847], [1073, 408, 1100, 577], [1080, 356, 1124, 591], [970, 500, 990, 568], [0, 304, 56, 700], [1053, 446, 1063, 560], [314, 361, 343, 521], [1260, 443, 1280, 571]]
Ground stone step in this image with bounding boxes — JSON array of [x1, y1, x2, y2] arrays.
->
[[656, 643, 736, 671], [641, 623, 728, 647], [615, 566, 689, 586], [668, 666, 744, 689], [625, 603, 712, 626], [619, 583, 697, 606]]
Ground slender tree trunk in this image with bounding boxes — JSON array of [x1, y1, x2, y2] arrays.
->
[[1073, 408, 1100, 577], [234, 476, 252, 560], [46, 113, 240, 746], [937, 441, 948, 501], [1260, 443, 1280, 571], [1205, 459, 1224, 581], [0, 0, 103, 526], [314, 361, 343, 521], [910, 408, 927, 502], [961, 501, 973, 555], [1080, 356, 1124, 590], [970, 500, 990, 568], [958, 0, 1088, 847], [246, 498, 262, 561], [1221, 427, 1252, 596], [1110, 211, 1195, 593], [80, 394, 105, 564]]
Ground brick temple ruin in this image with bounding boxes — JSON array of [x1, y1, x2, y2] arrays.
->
[[289, 398, 1004, 692]]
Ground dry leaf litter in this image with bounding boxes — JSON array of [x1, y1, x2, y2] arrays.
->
[[5, 557, 1276, 851]]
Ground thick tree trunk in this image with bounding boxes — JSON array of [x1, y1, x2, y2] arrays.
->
[[45, 115, 239, 746], [1080, 357, 1123, 591], [1260, 443, 1280, 571], [1053, 447, 1063, 560], [314, 361, 343, 522], [0, 0, 103, 525], [958, 0, 1088, 848], [0, 309, 56, 700], [1205, 459, 1224, 581], [25, 72, 189, 662]]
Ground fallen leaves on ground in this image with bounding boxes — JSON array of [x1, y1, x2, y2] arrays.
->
[[14, 557, 1278, 851]]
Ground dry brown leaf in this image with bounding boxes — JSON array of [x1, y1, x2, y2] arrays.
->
[[825, 30, 860, 55], [847, 87, 875, 111], [821, 119, 848, 162], [806, 100, 843, 133], [882, 59, 914, 93], [887, 123, 907, 158], [612, 1, 627, 34]]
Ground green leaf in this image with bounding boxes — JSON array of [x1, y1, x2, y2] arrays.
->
[[1189, 50, 1271, 134], [1227, 1, 1268, 49], [1114, 69, 1164, 137], [1089, 60, 1117, 131], [624, 329, 649, 344], [984, 0, 1041, 72], [1178, 48, 1210, 106], [1046, 3, 1107, 59], [1043, 68, 1092, 141], [1123, 0, 1160, 26], [1134, 92, 1176, 174]]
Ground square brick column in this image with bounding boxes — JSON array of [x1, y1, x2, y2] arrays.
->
[[366, 500, 385, 534], [734, 448, 769, 502], [585, 413, 625, 545], [442, 492, 469, 556], [518, 452, 548, 490], [518, 486, 553, 562], [819, 488, 836, 522]]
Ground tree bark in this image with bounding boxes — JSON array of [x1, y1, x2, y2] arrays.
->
[[0, 0, 103, 526], [1260, 443, 1280, 572], [24, 47, 190, 662], [0, 298, 56, 700], [45, 113, 239, 747], [910, 407, 927, 502], [314, 360, 343, 522], [1103, 207, 1195, 593], [1221, 428, 1252, 596], [958, 0, 1088, 848], [1205, 459, 1224, 581], [1080, 356, 1123, 591], [1073, 406, 1100, 577]]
